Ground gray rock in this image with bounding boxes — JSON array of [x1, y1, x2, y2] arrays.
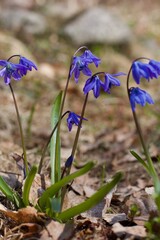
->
[[63, 7, 132, 45], [2, 0, 35, 9], [0, 9, 47, 34], [45, 0, 100, 20]]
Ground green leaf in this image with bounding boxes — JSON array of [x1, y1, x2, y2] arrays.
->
[[50, 91, 63, 184], [38, 162, 94, 210], [0, 176, 24, 208], [22, 165, 37, 206], [56, 172, 122, 222], [130, 150, 150, 173]]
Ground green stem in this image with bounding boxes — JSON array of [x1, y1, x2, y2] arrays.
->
[[62, 93, 89, 178], [71, 93, 89, 158], [38, 111, 69, 174], [9, 83, 29, 176], [132, 110, 158, 181]]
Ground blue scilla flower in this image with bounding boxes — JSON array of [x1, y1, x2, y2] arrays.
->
[[129, 87, 154, 111], [132, 61, 158, 84], [83, 72, 124, 98], [81, 50, 101, 67], [70, 50, 101, 83], [67, 112, 87, 131], [19, 56, 37, 75], [83, 75, 104, 98], [149, 59, 160, 75], [0, 60, 27, 85], [104, 72, 125, 93], [70, 56, 92, 83]]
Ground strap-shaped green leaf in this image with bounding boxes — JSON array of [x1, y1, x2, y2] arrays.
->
[[22, 165, 37, 206], [57, 172, 122, 222], [0, 176, 24, 208], [50, 91, 63, 184], [38, 161, 94, 210]]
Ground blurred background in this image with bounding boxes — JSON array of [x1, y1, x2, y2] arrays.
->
[[0, 0, 160, 173]]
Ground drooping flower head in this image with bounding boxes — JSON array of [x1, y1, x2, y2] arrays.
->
[[104, 72, 125, 93], [132, 61, 158, 84], [67, 112, 87, 131], [83, 72, 125, 98], [81, 50, 101, 67], [129, 87, 154, 111], [0, 60, 27, 85], [70, 56, 92, 83], [69, 49, 101, 83], [149, 59, 160, 75], [19, 56, 37, 75], [0, 56, 37, 85], [83, 75, 104, 98]]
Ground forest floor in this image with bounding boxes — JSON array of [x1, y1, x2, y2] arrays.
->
[[1, 0, 160, 239]]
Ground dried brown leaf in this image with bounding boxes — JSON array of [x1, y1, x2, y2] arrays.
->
[[40, 219, 74, 240], [0, 205, 40, 224]]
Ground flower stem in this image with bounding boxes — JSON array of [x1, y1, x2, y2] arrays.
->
[[7, 55, 21, 62], [9, 83, 29, 176], [62, 93, 89, 180], [38, 111, 69, 174], [71, 93, 89, 158], [132, 110, 158, 181]]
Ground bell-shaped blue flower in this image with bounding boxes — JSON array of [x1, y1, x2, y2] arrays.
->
[[129, 87, 154, 111], [149, 59, 160, 75], [69, 49, 101, 83], [81, 50, 101, 67], [0, 60, 27, 85], [132, 61, 158, 84], [67, 112, 87, 131], [70, 56, 92, 83], [19, 56, 37, 75], [104, 72, 124, 93], [83, 75, 104, 98]]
